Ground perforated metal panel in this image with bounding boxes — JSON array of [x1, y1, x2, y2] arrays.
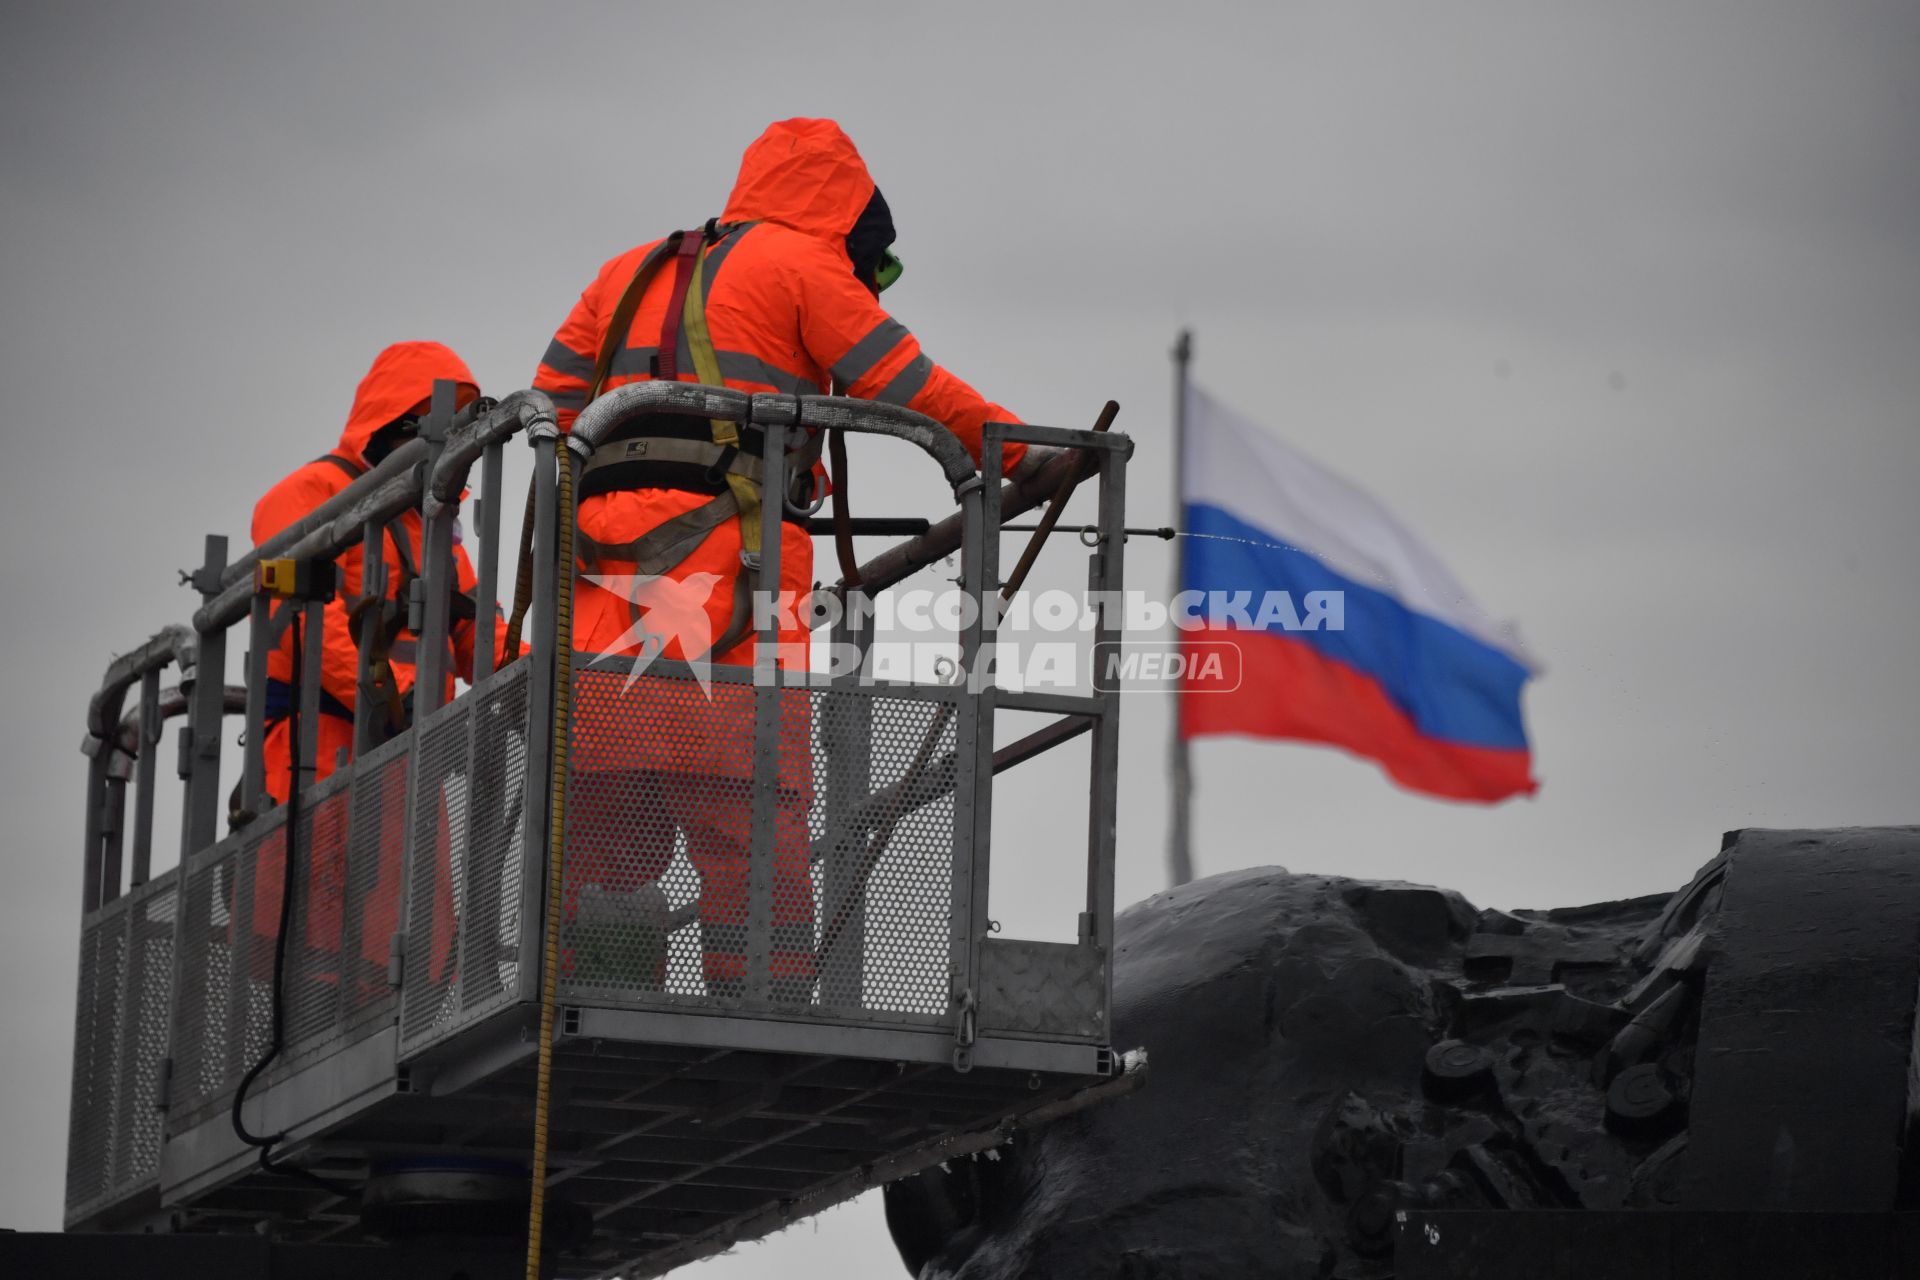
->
[[160, 725, 442, 1135], [86, 409, 1135, 1265], [109, 881, 176, 1197], [458, 664, 531, 1017], [815, 689, 959, 1020], [390, 667, 536, 1059], [562, 662, 963, 1026], [255, 740, 420, 1065], [228, 819, 285, 1086], [165, 813, 294, 1128], [65, 873, 178, 1226], [282, 778, 352, 1056], [169, 843, 237, 1125], [64, 902, 126, 1215], [341, 739, 410, 1034], [399, 701, 472, 1050], [565, 668, 757, 1005]]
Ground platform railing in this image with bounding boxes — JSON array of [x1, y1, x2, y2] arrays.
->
[[68, 381, 1130, 1229], [546, 387, 987, 1045], [70, 622, 246, 1224], [161, 387, 555, 1165], [548, 391, 1131, 1076], [68, 388, 553, 1225]]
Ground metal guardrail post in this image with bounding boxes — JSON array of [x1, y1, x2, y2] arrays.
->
[[413, 381, 458, 718], [352, 518, 389, 756], [397, 370, 474, 1029], [964, 435, 1006, 981], [131, 670, 161, 889], [243, 595, 271, 812], [515, 429, 562, 1001], [446, 440, 509, 1019], [296, 598, 326, 790], [99, 775, 126, 908], [821, 575, 875, 1008], [183, 535, 229, 860], [1083, 443, 1127, 962], [746, 422, 787, 1004], [472, 442, 505, 681], [948, 466, 989, 1063], [81, 746, 108, 913]]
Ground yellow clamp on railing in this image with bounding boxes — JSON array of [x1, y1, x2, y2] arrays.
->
[[253, 557, 337, 601]]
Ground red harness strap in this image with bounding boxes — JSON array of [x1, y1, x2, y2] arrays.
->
[[653, 229, 707, 381]]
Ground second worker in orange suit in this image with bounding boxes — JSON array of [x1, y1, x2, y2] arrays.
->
[[249, 340, 512, 995]]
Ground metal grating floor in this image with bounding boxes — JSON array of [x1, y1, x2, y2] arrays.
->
[[169, 1031, 1138, 1278]]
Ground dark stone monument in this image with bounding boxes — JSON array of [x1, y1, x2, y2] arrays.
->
[[886, 828, 1920, 1278]]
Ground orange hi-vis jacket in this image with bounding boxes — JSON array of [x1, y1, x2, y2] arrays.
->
[[536, 118, 1025, 991], [533, 116, 1028, 670], [250, 341, 504, 803]]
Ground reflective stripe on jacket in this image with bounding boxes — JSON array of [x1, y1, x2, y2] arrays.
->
[[533, 117, 1028, 674]]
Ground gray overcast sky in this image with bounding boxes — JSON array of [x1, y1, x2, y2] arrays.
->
[[3, 1, 1917, 1273]]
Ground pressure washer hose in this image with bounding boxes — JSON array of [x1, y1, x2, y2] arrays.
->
[[525, 443, 576, 1279]]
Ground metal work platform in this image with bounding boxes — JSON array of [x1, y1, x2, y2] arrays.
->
[[65, 384, 1141, 1276]]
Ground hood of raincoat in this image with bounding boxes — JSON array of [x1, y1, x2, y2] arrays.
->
[[720, 118, 879, 243], [337, 341, 480, 463]]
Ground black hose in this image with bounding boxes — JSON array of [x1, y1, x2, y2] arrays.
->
[[228, 607, 356, 1197]]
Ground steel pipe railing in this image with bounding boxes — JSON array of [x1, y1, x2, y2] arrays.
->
[[192, 393, 556, 633], [82, 380, 1096, 938], [813, 443, 1073, 617], [427, 389, 559, 504], [211, 393, 496, 595], [568, 383, 980, 495], [70, 379, 1132, 1245], [83, 381, 1095, 931], [86, 388, 558, 916], [96, 684, 247, 899], [80, 626, 197, 913], [85, 626, 196, 744]]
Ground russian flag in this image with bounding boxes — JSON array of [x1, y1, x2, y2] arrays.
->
[[1178, 384, 1539, 802]]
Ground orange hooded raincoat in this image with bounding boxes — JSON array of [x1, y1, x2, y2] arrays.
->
[[251, 340, 501, 802], [535, 119, 1024, 991], [248, 342, 507, 989], [536, 116, 1025, 665]]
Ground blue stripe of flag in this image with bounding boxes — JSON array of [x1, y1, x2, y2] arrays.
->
[[1182, 502, 1532, 751]]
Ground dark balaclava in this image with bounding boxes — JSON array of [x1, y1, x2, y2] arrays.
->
[[361, 415, 420, 467], [844, 185, 896, 293]]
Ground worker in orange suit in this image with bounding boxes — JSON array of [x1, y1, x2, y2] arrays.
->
[[252, 340, 510, 800], [535, 117, 1028, 1003], [249, 340, 510, 990]]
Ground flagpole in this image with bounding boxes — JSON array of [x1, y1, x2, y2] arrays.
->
[[1168, 328, 1195, 886]]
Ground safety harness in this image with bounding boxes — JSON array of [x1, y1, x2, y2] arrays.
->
[[282, 452, 477, 736], [575, 220, 825, 661]]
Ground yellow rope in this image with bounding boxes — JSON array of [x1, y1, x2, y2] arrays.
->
[[525, 445, 576, 1279]]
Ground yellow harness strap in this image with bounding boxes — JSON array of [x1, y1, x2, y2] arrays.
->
[[683, 244, 763, 559]]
